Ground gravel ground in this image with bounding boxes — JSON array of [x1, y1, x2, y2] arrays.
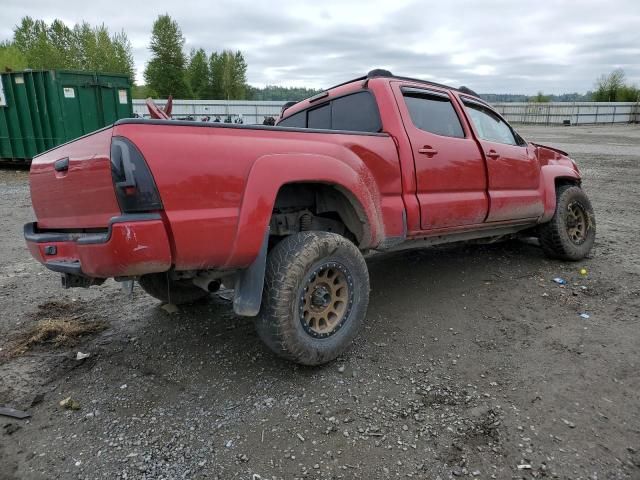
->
[[0, 125, 639, 480]]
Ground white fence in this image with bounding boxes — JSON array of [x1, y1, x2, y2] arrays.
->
[[493, 102, 639, 125], [132, 99, 286, 125], [133, 99, 640, 126]]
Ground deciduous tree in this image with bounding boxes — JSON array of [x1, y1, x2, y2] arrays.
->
[[0, 41, 28, 71], [186, 48, 210, 99], [11, 17, 134, 79], [209, 50, 247, 100]]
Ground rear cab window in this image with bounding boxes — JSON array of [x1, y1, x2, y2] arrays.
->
[[278, 110, 306, 128], [277, 91, 382, 133]]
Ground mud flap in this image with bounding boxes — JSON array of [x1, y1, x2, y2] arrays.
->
[[233, 228, 269, 317]]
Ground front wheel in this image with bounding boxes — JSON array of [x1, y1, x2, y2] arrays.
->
[[256, 232, 369, 366], [539, 185, 596, 261]]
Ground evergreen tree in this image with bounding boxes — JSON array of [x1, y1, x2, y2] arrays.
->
[[143, 14, 190, 98]]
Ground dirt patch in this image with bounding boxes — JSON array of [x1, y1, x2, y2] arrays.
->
[[3, 301, 106, 358]]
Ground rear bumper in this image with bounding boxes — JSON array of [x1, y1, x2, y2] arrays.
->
[[24, 213, 172, 278]]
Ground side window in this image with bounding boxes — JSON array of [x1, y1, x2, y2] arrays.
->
[[308, 103, 331, 129], [331, 92, 381, 132], [464, 102, 517, 145], [403, 91, 464, 138], [278, 111, 305, 128]]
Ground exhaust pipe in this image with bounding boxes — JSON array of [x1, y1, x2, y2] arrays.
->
[[192, 276, 221, 293]]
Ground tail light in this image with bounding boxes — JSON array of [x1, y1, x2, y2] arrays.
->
[[110, 136, 163, 213]]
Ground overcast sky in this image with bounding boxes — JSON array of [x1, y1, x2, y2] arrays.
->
[[2, 0, 639, 94]]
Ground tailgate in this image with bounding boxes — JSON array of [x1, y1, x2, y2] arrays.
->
[[30, 127, 121, 229]]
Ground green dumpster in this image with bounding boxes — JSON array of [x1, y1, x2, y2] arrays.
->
[[0, 70, 133, 163]]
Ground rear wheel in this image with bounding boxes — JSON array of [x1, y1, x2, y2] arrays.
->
[[539, 185, 596, 261], [256, 232, 369, 366], [138, 273, 209, 305]]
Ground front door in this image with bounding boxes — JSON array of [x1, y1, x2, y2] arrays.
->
[[460, 96, 544, 222], [392, 82, 489, 230]]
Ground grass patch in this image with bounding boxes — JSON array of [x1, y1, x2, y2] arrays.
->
[[3, 300, 107, 358]]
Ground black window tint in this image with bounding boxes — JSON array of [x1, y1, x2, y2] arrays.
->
[[308, 104, 331, 129], [464, 103, 517, 145], [331, 92, 381, 132], [278, 111, 306, 128], [403, 93, 464, 138]]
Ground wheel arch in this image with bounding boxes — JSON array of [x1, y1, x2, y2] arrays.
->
[[224, 153, 383, 269], [271, 182, 370, 246], [540, 165, 582, 223]]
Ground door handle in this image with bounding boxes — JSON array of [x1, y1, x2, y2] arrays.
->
[[418, 146, 438, 157], [486, 150, 500, 159]]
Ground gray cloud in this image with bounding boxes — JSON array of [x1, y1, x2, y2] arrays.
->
[[2, 0, 639, 94]]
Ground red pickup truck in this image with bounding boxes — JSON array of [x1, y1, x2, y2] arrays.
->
[[24, 70, 595, 365]]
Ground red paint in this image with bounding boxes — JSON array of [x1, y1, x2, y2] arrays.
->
[[25, 76, 582, 280], [389, 81, 488, 229], [27, 220, 171, 278], [30, 128, 120, 229]]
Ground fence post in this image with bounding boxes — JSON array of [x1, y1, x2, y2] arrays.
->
[[576, 104, 580, 125], [612, 105, 616, 124], [546, 104, 551, 125], [595, 104, 598, 124]]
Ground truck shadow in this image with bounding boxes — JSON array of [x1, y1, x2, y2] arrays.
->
[[128, 239, 546, 378]]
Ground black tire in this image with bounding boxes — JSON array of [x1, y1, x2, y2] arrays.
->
[[539, 185, 596, 261], [256, 232, 369, 366], [138, 272, 209, 305]]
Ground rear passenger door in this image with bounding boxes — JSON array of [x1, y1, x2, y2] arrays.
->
[[392, 83, 488, 230], [460, 97, 544, 222]]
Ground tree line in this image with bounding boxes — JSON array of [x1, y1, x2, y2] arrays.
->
[[0, 14, 319, 102], [142, 14, 248, 100], [592, 69, 639, 102], [1, 17, 134, 79], [0, 16, 638, 102], [520, 69, 639, 103]]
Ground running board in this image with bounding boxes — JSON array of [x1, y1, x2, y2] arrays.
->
[[382, 223, 533, 252]]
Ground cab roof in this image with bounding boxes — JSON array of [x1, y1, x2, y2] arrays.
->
[[279, 69, 481, 119]]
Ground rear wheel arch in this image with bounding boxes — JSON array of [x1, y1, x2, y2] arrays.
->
[[271, 182, 371, 247]]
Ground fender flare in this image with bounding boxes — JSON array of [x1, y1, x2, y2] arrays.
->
[[223, 153, 384, 269], [539, 164, 581, 222]]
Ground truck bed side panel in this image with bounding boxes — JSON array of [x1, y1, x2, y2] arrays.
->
[[113, 123, 402, 270]]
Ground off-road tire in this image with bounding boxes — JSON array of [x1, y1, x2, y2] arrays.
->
[[256, 232, 369, 366], [138, 273, 209, 305], [539, 185, 596, 261]]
